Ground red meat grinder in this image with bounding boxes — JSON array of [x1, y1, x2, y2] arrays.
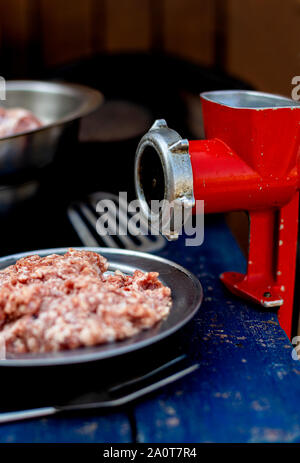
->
[[134, 90, 300, 338]]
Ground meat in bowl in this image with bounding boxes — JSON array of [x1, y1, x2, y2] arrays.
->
[[0, 249, 171, 354], [0, 107, 42, 138]]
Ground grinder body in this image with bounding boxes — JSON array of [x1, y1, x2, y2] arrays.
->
[[135, 90, 300, 338]]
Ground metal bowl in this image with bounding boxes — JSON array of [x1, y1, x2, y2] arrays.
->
[[0, 247, 203, 367], [0, 80, 103, 177]]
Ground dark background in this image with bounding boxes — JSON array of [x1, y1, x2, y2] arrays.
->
[[0, 0, 298, 97]]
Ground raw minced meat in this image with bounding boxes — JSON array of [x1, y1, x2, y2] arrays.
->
[[0, 107, 42, 138], [0, 249, 171, 354]]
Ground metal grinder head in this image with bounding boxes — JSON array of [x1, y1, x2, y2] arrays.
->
[[134, 90, 300, 338]]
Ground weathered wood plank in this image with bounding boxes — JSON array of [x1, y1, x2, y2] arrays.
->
[[163, 0, 216, 66], [105, 0, 151, 52], [134, 216, 300, 443], [40, 0, 93, 67], [0, 218, 300, 442], [0, 413, 132, 443], [226, 0, 300, 95], [0, 0, 40, 76]]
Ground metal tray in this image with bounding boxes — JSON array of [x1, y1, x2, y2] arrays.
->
[[0, 247, 203, 367]]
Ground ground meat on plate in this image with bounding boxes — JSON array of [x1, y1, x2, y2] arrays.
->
[[0, 249, 171, 353], [0, 107, 42, 138]]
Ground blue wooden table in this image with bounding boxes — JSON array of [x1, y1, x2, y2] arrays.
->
[[1, 216, 300, 443]]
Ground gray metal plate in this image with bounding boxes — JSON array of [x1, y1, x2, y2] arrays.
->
[[0, 247, 203, 367]]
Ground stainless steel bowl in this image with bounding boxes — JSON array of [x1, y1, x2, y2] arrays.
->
[[0, 247, 203, 366], [0, 80, 103, 177]]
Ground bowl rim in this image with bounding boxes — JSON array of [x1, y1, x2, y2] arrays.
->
[[0, 80, 104, 140], [0, 246, 203, 367]]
